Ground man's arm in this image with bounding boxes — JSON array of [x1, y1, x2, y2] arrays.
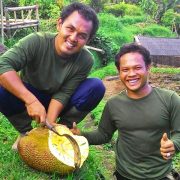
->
[[170, 92, 180, 152], [0, 70, 46, 123], [160, 92, 180, 159], [46, 99, 64, 125], [71, 101, 116, 145]]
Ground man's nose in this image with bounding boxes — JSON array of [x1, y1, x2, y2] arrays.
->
[[70, 33, 78, 42], [128, 69, 136, 76]]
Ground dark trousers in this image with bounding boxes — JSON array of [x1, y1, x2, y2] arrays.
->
[[113, 170, 180, 180], [113, 171, 130, 180], [0, 78, 105, 132]]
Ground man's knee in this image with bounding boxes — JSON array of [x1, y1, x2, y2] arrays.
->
[[0, 86, 25, 116], [70, 78, 105, 111]]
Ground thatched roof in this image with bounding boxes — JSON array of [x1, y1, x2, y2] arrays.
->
[[134, 36, 180, 57]]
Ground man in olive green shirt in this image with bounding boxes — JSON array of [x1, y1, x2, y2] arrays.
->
[[0, 2, 105, 149], [72, 43, 180, 179]]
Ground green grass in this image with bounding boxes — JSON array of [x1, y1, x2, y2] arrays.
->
[[90, 62, 118, 79], [0, 114, 114, 179], [151, 67, 180, 74]]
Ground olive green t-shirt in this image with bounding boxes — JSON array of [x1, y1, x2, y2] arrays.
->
[[0, 32, 93, 106], [83, 87, 180, 179]]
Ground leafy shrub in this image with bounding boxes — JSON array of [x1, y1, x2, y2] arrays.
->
[[48, 3, 61, 19], [104, 3, 125, 17], [124, 3, 143, 16], [89, 0, 104, 13], [4, 37, 20, 48], [161, 9, 180, 35], [18, 0, 61, 19], [90, 63, 118, 79], [90, 12, 147, 67], [89, 33, 117, 66], [161, 9, 176, 27], [40, 19, 57, 32], [98, 13, 141, 46], [139, 0, 158, 18], [142, 24, 175, 37], [109, 31, 132, 46], [119, 15, 146, 25], [3, 0, 19, 7], [126, 24, 143, 35], [104, 3, 143, 17], [88, 13, 123, 66], [99, 13, 124, 30]]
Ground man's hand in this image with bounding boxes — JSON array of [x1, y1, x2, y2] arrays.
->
[[0, 71, 47, 124], [70, 122, 81, 135], [25, 99, 46, 124], [160, 133, 175, 160]]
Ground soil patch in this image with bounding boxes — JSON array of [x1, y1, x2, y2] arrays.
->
[[103, 73, 180, 100]]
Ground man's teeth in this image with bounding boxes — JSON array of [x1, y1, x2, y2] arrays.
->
[[128, 79, 138, 84], [66, 41, 74, 48]]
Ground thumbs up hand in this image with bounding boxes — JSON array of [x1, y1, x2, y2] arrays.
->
[[160, 133, 175, 160]]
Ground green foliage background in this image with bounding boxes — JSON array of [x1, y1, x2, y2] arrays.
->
[[0, 0, 180, 179]]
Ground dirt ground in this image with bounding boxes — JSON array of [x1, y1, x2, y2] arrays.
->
[[103, 73, 180, 100]]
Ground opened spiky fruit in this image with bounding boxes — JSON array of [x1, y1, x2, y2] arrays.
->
[[17, 125, 89, 175]]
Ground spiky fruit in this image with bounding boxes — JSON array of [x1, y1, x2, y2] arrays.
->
[[17, 125, 89, 175]]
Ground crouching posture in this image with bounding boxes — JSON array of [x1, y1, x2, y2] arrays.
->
[[71, 43, 180, 180], [0, 2, 105, 150]]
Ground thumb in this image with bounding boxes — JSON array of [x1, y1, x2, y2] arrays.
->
[[162, 133, 168, 142], [71, 122, 81, 135], [73, 122, 77, 130]]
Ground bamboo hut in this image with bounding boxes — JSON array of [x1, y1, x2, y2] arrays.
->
[[134, 35, 180, 67]]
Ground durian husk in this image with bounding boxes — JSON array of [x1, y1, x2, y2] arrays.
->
[[17, 125, 89, 175]]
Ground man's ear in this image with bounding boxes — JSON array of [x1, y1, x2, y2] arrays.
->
[[146, 64, 151, 72], [57, 18, 63, 31]]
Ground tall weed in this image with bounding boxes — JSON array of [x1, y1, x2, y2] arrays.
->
[[119, 15, 146, 25], [142, 24, 175, 37]]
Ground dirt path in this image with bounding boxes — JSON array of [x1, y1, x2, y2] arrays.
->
[[103, 73, 180, 100]]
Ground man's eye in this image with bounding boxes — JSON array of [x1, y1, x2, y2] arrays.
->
[[66, 27, 73, 31], [78, 34, 87, 40], [136, 66, 142, 70], [122, 69, 128, 72]]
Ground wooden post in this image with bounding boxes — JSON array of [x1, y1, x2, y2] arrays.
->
[[14, 10, 16, 22], [21, 9, 24, 22], [0, 0, 4, 44], [4, 7, 11, 38], [35, 5, 39, 31]]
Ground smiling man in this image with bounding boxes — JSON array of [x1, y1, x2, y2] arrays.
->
[[71, 43, 180, 179], [0, 2, 105, 150]]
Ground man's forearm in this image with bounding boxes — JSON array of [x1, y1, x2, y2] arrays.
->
[[0, 70, 37, 104], [47, 99, 64, 124], [82, 128, 112, 145]]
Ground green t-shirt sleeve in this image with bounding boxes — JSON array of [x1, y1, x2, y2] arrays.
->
[[0, 33, 39, 74], [170, 92, 180, 152], [82, 101, 116, 145]]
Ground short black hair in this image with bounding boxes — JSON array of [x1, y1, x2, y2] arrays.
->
[[60, 2, 99, 40], [115, 43, 151, 69]]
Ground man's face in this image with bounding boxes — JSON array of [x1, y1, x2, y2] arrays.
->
[[55, 11, 93, 57], [119, 52, 150, 94]]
